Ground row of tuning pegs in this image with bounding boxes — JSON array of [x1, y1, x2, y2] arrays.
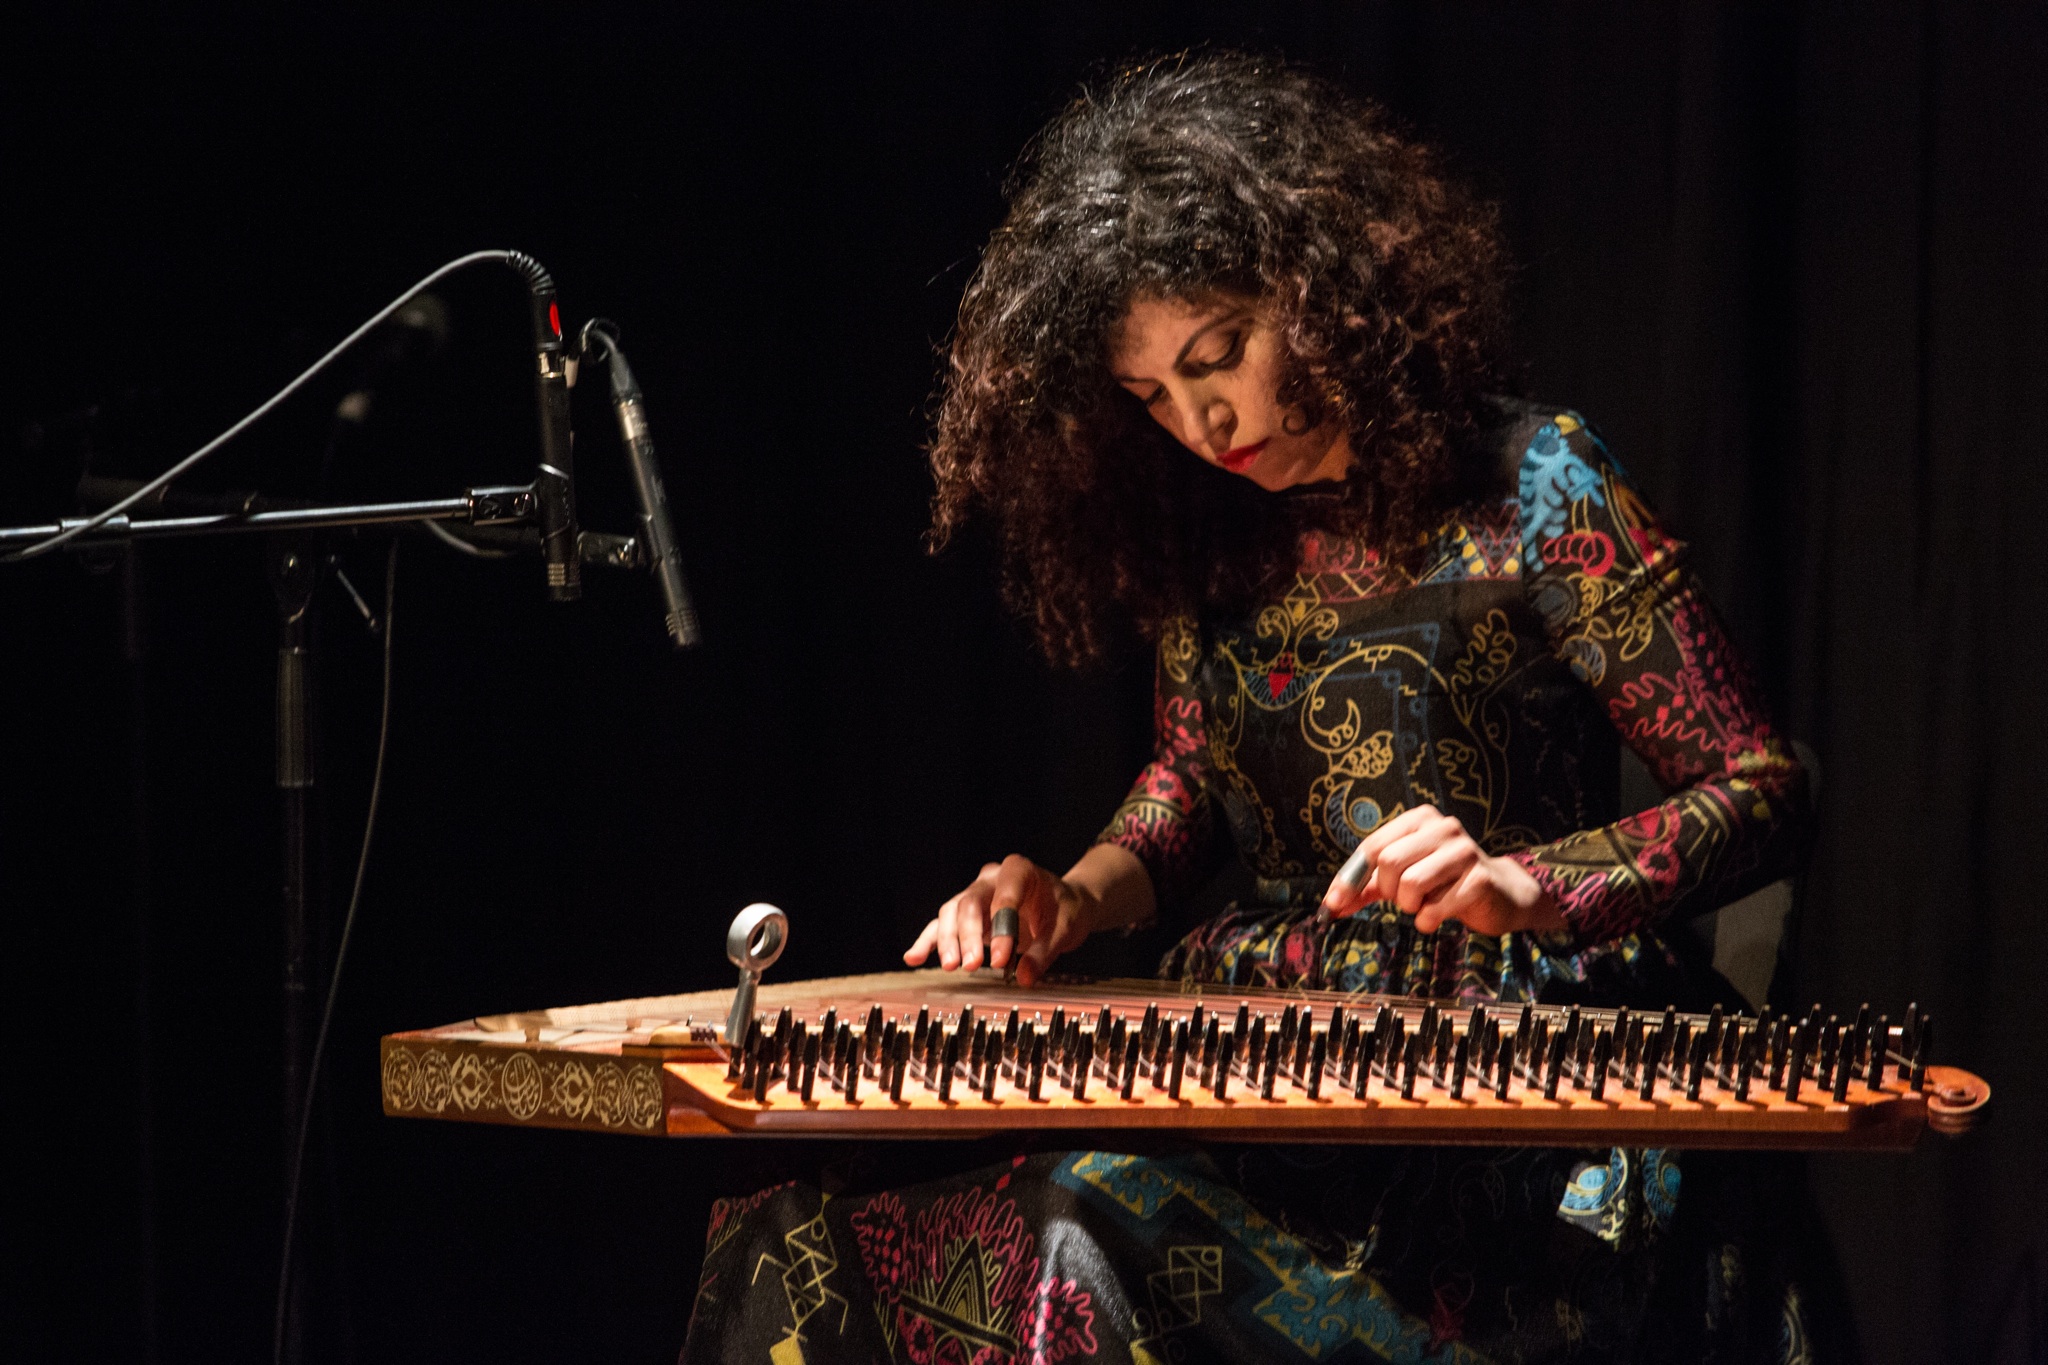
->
[[721, 996, 1937, 1107]]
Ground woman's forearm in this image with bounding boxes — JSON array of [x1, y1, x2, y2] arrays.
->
[[1065, 842, 1155, 937]]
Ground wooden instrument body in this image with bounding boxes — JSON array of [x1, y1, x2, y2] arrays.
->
[[380, 970, 1989, 1151]]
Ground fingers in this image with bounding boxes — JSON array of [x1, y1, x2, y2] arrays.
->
[[1354, 804, 1438, 870], [1324, 879, 1369, 917], [1322, 840, 1377, 915], [1017, 890, 1084, 989], [1016, 937, 1052, 988], [902, 917, 940, 966], [987, 906, 1019, 970], [931, 863, 997, 971], [935, 896, 965, 970], [984, 855, 1039, 972], [912, 855, 1091, 985], [1415, 860, 1494, 934], [1017, 862, 1098, 989], [956, 891, 987, 973], [1361, 812, 1468, 906], [1388, 840, 1477, 915], [1325, 806, 1497, 931], [914, 859, 1055, 975], [1329, 805, 1441, 912], [1014, 879, 1056, 980]]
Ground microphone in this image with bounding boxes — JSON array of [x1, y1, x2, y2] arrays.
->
[[581, 322, 702, 648], [511, 255, 581, 601]]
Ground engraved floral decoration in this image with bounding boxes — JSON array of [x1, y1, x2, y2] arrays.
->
[[380, 1043, 664, 1133]]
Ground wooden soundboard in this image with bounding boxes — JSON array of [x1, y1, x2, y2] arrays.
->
[[379, 970, 1988, 1150]]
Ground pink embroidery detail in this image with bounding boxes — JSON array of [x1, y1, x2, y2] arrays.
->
[[850, 1185, 1097, 1364]]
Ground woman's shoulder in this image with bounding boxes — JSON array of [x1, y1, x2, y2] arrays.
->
[[1484, 401, 1685, 594], [1476, 400, 1638, 565], [1478, 397, 1620, 488]]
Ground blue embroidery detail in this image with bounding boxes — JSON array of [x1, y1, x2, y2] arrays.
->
[[1055, 1153, 1488, 1363], [1556, 1147, 1685, 1248], [1348, 796, 1383, 836], [1420, 551, 1474, 585], [1642, 1148, 1683, 1230], [1558, 1149, 1634, 1244], [1582, 420, 1622, 474], [1518, 420, 1605, 571], [1320, 791, 1383, 853], [1559, 1161, 1610, 1210]]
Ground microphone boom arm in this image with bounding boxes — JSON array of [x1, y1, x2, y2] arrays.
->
[[6, 479, 649, 573]]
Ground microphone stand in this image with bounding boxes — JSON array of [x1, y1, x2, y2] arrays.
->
[[0, 480, 652, 1365]]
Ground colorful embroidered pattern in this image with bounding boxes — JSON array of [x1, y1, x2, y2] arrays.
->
[[849, 1184, 1096, 1365], [1057, 1152, 1491, 1364], [1104, 401, 1810, 979], [1099, 678, 1218, 913], [752, 1208, 852, 1357], [1128, 1244, 1222, 1364], [1555, 1148, 1683, 1251]]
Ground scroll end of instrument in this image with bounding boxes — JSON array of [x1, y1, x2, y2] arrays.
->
[[1923, 1066, 1990, 1137]]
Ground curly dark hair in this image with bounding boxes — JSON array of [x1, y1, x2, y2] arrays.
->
[[927, 53, 1517, 666]]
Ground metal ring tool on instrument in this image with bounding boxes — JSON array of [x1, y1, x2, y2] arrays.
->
[[724, 903, 788, 1046]]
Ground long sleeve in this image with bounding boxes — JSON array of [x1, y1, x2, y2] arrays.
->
[[1096, 616, 1233, 916], [1509, 413, 1813, 943]]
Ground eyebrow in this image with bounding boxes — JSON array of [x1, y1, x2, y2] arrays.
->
[[1112, 308, 1251, 385]]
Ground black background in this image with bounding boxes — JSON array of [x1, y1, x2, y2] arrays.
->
[[5, 4, 2043, 1362]]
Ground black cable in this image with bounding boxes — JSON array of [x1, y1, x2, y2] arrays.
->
[[6, 249, 550, 562], [272, 539, 398, 1365]]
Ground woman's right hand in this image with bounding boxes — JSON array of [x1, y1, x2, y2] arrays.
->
[[903, 854, 1097, 988]]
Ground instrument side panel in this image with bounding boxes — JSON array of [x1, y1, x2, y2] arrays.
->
[[379, 1033, 725, 1137]]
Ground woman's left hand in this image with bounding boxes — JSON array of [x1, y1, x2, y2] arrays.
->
[[1322, 804, 1566, 935]]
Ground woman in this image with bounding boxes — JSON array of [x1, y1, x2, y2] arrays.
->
[[687, 55, 1825, 1364]]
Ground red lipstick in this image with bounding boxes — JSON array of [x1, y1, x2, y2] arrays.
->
[[1218, 439, 1268, 473]]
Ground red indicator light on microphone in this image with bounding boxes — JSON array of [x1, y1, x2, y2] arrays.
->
[[547, 299, 561, 339]]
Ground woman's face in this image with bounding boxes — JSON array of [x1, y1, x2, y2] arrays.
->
[[1109, 295, 1352, 491]]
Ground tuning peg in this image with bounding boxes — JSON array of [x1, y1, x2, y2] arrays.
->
[[1211, 1030, 1234, 1100], [1911, 1014, 1934, 1089], [1586, 1029, 1611, 1101], [1168, 1019, 1189, 1100]]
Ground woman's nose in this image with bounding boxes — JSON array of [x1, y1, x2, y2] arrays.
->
[[1174, 388, 1231, 450]]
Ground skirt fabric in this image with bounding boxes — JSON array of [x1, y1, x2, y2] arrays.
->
[[682, 1135, 1831, 1364]]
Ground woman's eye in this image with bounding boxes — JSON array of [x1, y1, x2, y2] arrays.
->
[[1190, 331, 1245, 373]]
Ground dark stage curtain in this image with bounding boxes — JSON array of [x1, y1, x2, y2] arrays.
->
[[4, 5, 2042, 1362]]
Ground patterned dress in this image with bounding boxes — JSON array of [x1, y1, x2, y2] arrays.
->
[[683, 405, 1826, 1365]]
